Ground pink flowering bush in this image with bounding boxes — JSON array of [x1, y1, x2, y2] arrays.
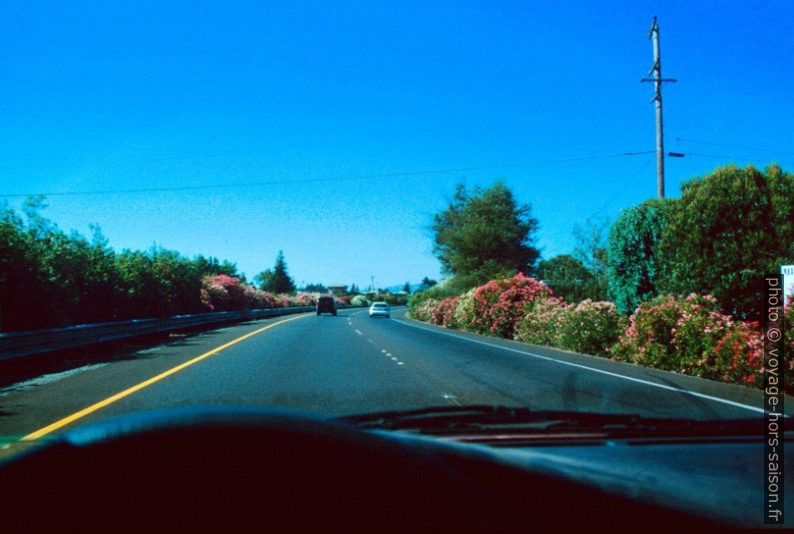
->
[[257, 291, 279, 308], [410, 298, 440, 322], [201, 274, 249, 311], [514, 297, 568, 346], [455, 273, 554, 337], [431, 296, 461, 328], [410, 274, 786, 392], [556, 300, 626, 357], [611, 294, 765, 387], [452, 289, 478, 331], [711, 321, 764, 387], [283, 292, 318, 307], [201, 275, 317, 311]]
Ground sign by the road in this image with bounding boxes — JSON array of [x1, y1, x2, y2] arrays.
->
[[782, 265, 794, 307]]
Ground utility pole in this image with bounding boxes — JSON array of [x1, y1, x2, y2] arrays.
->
[[641, 16, 676, 198]]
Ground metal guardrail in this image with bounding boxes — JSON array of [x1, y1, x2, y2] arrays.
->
[[0, 306, 317, 363]]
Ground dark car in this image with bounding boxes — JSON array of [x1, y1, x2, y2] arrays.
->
[[316, 296, 337, 316]]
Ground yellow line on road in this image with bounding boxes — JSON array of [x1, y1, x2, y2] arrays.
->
[[22, 313, 310, 441]]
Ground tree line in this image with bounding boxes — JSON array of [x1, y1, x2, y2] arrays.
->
[[427, 163, 794, 321], [0, 197, 295, 332]]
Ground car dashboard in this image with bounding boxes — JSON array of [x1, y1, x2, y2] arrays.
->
[[0, 407, 788, 529]]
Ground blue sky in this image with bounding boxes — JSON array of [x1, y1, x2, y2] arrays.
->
[[1, 1, 792, 289]]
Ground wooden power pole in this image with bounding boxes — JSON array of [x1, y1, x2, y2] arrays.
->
[[641, 16, 676, 198]]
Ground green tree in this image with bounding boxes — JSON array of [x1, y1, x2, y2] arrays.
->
[[420, 276, 437, 288], [537, 254, 593, 304], [44, 227, 123, 325], [256, 250, 296, 293], [402, 282, 411, 294], [0, 203, 54, 330], [432, 181, 539, 287], [607, 198, 672, 314], [194, 255, 238, 277], [660, 164, 794, 320], [571, 216, 610, 301], [304, 282, 328, 293]]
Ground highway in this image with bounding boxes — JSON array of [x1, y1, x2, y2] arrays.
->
[[0, 307, 784, 441]]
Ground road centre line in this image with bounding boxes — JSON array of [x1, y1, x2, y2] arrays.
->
[[393, 318, 766, 415], [22, 313, 311, 441]]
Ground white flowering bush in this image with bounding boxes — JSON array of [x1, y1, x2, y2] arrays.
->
[[514, 297, 568, 346], [410, 297, 439, 322], [556, 300, 626, 357], [351, 294, 370, 307]]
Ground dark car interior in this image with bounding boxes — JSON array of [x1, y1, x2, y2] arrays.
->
[[0, 409, 728, 530]]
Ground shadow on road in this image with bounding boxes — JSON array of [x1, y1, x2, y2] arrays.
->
[[0, 322, 239, 390]]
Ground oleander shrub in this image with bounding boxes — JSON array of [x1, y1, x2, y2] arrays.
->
[[258, 291, 279, 308], [201, 274, 240, 311], [455, 273, 554, 337], [287, 292, 318, 307], [351, 294, 370, 307], [201, 274, 318, 311], [430, 296, 461, 328], [514, 297, 568, 346], [407, 279, 466, 318], [410, 297, 439, 322], [452, 288, 477, 331], [611, 294, 766, 387], [556, 300, 626, 357], [711, 321, 764, 388]]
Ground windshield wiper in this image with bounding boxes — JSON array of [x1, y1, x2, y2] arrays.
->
[[339, 405, 767, 438]]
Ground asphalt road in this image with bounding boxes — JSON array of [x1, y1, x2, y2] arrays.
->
[[0, 307, 786, 441]]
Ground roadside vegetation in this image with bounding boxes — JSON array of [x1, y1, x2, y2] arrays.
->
[[410, 164, 794, 393], [0, 197, 316, 332]]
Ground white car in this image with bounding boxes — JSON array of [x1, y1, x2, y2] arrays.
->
[[369, 302, 390, 318]]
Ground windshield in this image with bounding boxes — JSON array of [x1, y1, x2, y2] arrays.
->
[[0, 1, 792, 450]]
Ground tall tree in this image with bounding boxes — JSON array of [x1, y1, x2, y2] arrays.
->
[[432, 181, 539, 287], [659, 164, 794, 320], [256, 250, 296, 293], [537, 254, 594, 304], [607, 198, 671, 314], [304, 282, 328, 293], [572, 216, 610, 301], [402, 282, 411, 294], [420, 276, 437, 288]]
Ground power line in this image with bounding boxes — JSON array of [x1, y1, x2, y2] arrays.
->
[[675, 137, 794, 156], [0, 150, 655, 199], [682, 152, 778, 165], [590, 157, 656, 218]]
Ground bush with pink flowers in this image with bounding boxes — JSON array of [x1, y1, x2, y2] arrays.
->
[[430, 296, 461, 328], [201, 274, 318, 312], [611, 294, 766, 385], [711, 321, 764, 387], [409, 275, 787, 393], [455, 273, 554, 337], [514, 297, 568, 346], [557, 300, 626, 357], [410, 297, 440, 322]]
